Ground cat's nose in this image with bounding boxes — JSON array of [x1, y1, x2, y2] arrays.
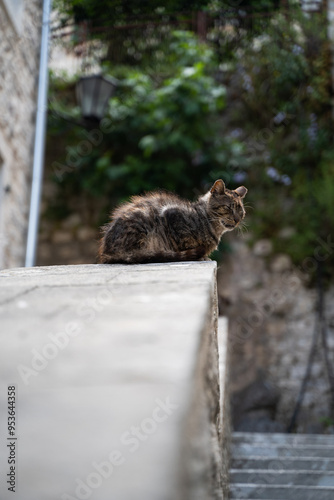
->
[[234, 215, 241, 224]]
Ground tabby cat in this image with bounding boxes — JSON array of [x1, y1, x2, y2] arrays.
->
[[98, 179, 247, 264]]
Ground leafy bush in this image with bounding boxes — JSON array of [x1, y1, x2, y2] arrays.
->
[[48, 31, 243, 219], [228, 9, 334, 269]]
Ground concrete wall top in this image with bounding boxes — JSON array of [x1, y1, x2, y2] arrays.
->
[[0, 262, 226, 500]]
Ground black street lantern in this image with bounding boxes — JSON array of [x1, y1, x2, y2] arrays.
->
[[76, 74, 118, 123]]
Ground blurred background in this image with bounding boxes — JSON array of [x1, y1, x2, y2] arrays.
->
[[2, 0, 334, 434]]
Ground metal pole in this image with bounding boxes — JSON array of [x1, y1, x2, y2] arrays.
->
[[25, 0, 52, 267]]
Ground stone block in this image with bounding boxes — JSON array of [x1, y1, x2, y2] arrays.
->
[[52, 231, 74, 244], [0, 0, 42, 269], [77, 226, 98, 242], [253, 239, 273, 257], [0, 262, 227, 500]]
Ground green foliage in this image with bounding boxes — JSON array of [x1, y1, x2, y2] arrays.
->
[[319, 416, 334, 428], [54, 0, 282, 67], [239, 11, 331, 123], [54, 0, 212, 26], [53, 0, 215, 67], [231, 8, 334, 269], [48, 31, 242, 217]]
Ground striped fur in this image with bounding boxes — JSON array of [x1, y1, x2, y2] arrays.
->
[[98, 179, 247, 264]]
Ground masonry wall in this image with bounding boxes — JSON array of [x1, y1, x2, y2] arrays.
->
[[0, 261, 230, 499], [0, 0, 43, 269]]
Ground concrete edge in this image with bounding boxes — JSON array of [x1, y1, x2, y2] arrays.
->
[[218, 316, 231, 499], [176, 262, 225, 500]]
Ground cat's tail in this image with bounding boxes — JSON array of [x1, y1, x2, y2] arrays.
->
[[98, 246, 207, 264]]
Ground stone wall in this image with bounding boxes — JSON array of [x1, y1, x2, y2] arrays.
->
[[37, 200, 100, 266], [0, 261, 230, 499], [0, 0, 43, 269], [218, 235, 334, 434]]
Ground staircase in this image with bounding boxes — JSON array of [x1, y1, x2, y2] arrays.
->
[[229, 432, 334, 499]]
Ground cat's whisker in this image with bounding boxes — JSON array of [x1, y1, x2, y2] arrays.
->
[[238, 221, 249, 234]]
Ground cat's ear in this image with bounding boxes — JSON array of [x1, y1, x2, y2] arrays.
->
[[210, 179, 226, 196], [235, 186, 247, 198]]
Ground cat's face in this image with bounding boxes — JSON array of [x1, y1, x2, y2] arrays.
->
[[208, 179, 247, 231]]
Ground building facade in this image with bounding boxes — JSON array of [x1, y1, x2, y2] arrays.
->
[[0, 0, 43, 268]]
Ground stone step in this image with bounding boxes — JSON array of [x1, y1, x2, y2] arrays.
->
[[230, 470, 334, 486], [231, 457, 334, 471], [229, 484, 334, 499], [233, 432, 334, 447], [229, 432, 334, 498], [232, 443, 334, 458]]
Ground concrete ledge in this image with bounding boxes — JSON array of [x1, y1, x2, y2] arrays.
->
[[219, 316, 231, 498], [0, 262, 229, 500]]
